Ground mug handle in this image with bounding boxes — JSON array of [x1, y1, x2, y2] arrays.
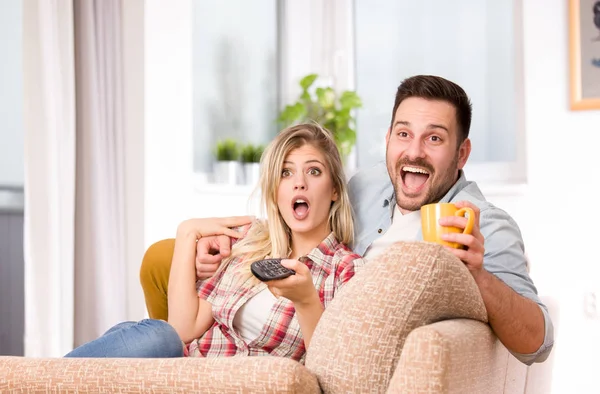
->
[[455, 207, 475, 235]]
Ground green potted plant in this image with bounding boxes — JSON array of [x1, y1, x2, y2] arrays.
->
[[277, 74, 362, 162], [213, 138, 242, 185], [240, 143, 264, 186]]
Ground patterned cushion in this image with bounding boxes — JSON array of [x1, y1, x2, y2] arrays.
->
[[388, 319, 514, 393], [305, 241, 488, 394], [0, 356, 319, 393]]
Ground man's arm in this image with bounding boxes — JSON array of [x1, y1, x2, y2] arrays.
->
[[474, 269, 544, 354], [440, 200, 553, 364]]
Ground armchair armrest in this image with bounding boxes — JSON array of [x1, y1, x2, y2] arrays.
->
[[0, 356, 320, 393], [387, 319, 527, 394]]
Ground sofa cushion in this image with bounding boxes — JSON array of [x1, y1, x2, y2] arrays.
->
[[388, 319, 518, 393], [0, 355, 319, 393], [305, 241, 488, 394]]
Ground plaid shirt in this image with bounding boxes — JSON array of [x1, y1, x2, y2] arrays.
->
[[186, 232, 364, 362]]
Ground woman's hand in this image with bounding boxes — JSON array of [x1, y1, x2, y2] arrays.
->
[[176, 216, 254, 241], [267, 259, 319, 306]]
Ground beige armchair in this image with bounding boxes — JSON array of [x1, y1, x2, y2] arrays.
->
[[0, 242, 527, 393]]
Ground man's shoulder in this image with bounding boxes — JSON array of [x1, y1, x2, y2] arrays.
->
[[348, 161, 393, 203], [448, 179, 523, 244], [448, 180, 516, 223]]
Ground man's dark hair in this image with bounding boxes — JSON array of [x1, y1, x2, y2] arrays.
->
[[390, 75, 473, 144]]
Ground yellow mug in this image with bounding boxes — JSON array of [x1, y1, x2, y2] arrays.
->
[[420, 203, 475, 249]]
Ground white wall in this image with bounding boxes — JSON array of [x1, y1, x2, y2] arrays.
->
[[0, 0, 24, 186], [144, 0, 195, 245], [521, 0, 600, 392]]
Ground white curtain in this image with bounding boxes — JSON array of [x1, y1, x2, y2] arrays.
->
[[23, 0, 127, 357]]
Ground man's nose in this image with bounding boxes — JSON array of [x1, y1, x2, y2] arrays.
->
[[405, 139, 425, 159]]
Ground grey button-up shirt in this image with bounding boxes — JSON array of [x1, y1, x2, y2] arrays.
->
[[347, 161, 554, 365]]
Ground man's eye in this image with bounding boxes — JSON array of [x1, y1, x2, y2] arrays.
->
[[430, 136, 442, 142], [397, 131, 409, 138]]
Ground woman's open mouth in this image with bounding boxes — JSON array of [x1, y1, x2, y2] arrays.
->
[[292, 197, 310, 220]]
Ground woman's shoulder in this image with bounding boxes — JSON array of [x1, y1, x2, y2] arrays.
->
[[331, 239, 364, 266]]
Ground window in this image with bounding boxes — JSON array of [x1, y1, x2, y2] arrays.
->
[[192, 0, 280, 175], [353, 0, 525, 183]]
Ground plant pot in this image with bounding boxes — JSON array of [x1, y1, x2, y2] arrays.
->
[[243, 163, 260, 186], [213, 160, 243, 185]]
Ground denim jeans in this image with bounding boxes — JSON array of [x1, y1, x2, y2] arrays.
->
[[64, 319, 184, 358]]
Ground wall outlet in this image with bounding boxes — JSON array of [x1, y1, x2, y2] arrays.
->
[[584, 291, 599, 319]]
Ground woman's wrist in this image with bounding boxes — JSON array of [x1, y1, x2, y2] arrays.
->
[[293, 290, 322, 310], [176, 221, 200, 240]]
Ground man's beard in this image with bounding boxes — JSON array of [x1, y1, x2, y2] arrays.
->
[[390, 154, 459, 212]]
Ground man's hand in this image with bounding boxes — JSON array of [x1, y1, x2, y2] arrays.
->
[[438, 201, 485, 279], [193, 221, 253, 280], [195, 235, 232, 280]]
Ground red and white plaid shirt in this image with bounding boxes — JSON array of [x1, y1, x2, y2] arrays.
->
[[186, 232, 364, 362]]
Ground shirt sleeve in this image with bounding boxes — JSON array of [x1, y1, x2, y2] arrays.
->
[[196, 261, 227, 304], [333, 253, 366, 293], [479, 206, 554, 365]]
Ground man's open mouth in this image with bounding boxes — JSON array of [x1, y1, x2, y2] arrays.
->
[[401, 166, 430, 191]]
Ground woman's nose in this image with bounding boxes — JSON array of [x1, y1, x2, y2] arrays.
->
[[294, 176, 307, 190]]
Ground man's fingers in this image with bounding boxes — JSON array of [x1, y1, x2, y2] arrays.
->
[[196, 236, 215, 255], [441, 233, 479, 249], [439, 216, 469, 229], [197, 253, 223, 265], [217, 234, 232, 257]]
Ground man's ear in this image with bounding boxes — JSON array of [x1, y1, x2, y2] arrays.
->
[[385, 127, 391, 145], [457, 138, 471, 169]]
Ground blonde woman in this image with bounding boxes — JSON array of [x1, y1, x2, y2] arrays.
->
[[66, 124, 363, 361]]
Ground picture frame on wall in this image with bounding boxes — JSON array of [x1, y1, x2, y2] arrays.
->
[[569, 0, 600, 110]]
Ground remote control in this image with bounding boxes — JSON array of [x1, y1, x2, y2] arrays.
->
[[250, 258, 296, 281]]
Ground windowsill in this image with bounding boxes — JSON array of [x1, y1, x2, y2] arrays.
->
[[193, 173, 258, 196]]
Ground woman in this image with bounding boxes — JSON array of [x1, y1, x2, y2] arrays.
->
[[65, 123, 363, 362]]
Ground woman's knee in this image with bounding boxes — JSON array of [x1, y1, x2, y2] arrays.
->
[[136, 319, 184, 357]]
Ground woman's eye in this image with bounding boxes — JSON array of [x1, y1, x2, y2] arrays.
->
[[308, 168, 322, 176], [281, 169, 291, 177]]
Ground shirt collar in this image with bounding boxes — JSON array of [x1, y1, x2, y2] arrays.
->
[[438, 170, 468, 202], [299, 232, 339, 268]]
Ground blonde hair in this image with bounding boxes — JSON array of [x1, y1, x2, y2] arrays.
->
[[218, 123, 355, 284]]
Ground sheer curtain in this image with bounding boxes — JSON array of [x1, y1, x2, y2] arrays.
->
[[23, 0, 128, 357]]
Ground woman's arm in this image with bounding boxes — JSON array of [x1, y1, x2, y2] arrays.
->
[[291, 291, 323, 347], [266, 259, 323, 348], [167, 217, 254, 343]]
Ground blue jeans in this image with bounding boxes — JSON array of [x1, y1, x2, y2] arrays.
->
[[64, 319, 184, 358]]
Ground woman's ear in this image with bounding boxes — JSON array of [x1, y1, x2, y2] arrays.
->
[[332, 188, 339, 202]]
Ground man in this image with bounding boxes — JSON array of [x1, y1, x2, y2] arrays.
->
[[140, 75, 553, 365]]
